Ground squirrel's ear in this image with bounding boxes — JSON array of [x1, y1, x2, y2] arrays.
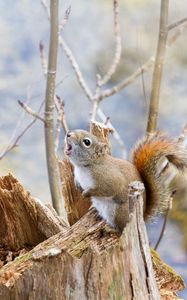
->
[[94, 142, 109, 155], [98, 142, 109, 154]]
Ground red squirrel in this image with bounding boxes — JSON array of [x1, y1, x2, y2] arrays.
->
[[64, 130, 187, 232]]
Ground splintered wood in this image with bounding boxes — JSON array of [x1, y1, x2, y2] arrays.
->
[[0, 174, 45, 250], [0, 173, 66, 267]]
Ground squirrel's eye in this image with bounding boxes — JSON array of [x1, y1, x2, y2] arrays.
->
[[83, 137, 92, 147]]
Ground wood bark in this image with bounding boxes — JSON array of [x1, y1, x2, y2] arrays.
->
[[0, 174, 184, 300]]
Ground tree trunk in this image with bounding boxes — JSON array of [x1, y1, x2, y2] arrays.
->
[[0, 174, 184, 300]]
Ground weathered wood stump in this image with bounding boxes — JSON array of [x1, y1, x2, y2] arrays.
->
[[0, 174, 184, 300]]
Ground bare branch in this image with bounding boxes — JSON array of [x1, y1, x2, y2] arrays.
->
[[98, 57, 155, 101], [58, 33, 127, 156], [18, 100, 45, 123], [44, 0, 68, 223], [154, 195, 173, 250], [139, 61, 148, 106], [59, 6, 71, 32], [97, 108, 127, 158], [167, 21, 187, 46], [168, 17, 187, 31], [91, 74, 101, 121], [58, 37, 94, 101], [91, 0, 121, 120], [41, 0, 50, 20], [3, 85, 32, 151], [146, 0, 169, 136], [98, 0, 122, 87], [41, 0, 187, 159], [96, 18, 187, 102], [39, 41, 48, 77], [0, 101, 44, 160], [54, 96, 69, 155], [55, 95, 69, 134], [57, 19, 127, 156]]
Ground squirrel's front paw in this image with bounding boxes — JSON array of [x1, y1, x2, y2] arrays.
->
[[82, 189, 92, 198], [74, 179, 84, 193]]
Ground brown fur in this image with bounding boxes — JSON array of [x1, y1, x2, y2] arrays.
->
[[65, 130, 187, 231], [133, 133, 187, 219]]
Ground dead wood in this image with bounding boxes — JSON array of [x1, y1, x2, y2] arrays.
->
[[0, 173, 66, 252], [0, 174, 184, 299]]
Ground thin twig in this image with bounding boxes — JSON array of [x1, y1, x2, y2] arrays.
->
[[58, 35, 127, 156], [95, 20, 187, 102], [44, 0, 68, 222], [41, 0, 50, 20], [168, 17, 187, 31], [154, 210, 169, 250], [98, 0, 122, 87], [91, 74, 101, 121], [154, 196, 173, 250], [0, 101, 44, 160], [146, 0, 169, 136], [55, 96, 69, 134], [91, 0, 121, 120], [18, 100, 45, 123], [54, 95, 69, 154], [97, 108, 127, 158], [59, 6, 71, 32], [139, 61, 148, 106], [58, 37, 93, 101], [98, 57, 155, 101], [167, 21, 187, 46], [4, 86, 32, 150]]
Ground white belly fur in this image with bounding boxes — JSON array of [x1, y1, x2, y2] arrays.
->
[[92, 197, 118, 228], [74, 166, 117, 227], [74, 165, 95, 190]]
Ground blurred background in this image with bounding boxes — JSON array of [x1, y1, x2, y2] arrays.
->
[[0, 0, 187, 297]]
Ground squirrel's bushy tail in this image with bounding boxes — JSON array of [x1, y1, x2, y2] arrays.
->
[[132, 133, 187, 219]]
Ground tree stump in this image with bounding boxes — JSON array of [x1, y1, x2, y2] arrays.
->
[[0, 174, 184, 300]]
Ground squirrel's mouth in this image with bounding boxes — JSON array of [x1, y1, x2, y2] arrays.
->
[[65, 142, 73, 156]]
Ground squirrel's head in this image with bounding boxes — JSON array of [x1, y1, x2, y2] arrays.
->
[[64, 130, 109, 166]]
